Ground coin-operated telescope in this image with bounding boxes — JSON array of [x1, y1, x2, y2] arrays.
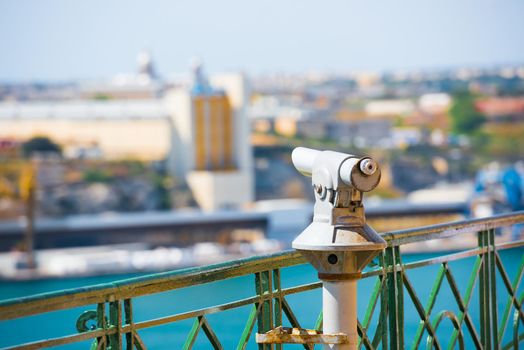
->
[[293, 147, 386, 350]]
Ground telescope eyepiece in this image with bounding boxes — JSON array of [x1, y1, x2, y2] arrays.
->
[[360, 158, 377, 176]]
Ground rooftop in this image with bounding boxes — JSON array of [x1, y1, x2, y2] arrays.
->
[[0, 99, 169, 120]]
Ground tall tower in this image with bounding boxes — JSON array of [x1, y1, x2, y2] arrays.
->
[[166, 63, 253, 211], [137, 50, 158, 81]]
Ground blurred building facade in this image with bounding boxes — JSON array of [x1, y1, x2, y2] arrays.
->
[[167, 63, 253, 211], [0, 58, 254, 211]]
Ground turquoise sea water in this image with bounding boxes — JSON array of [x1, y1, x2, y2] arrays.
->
[[0, 248, 522, 349]]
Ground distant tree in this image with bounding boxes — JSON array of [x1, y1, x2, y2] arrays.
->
[[93, 93, 111, 100], [83, 168, 112, 183], [22, 136, 62, 158], [449, 92, 486, 135]]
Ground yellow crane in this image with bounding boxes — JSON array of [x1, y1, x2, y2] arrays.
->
[[0, 161, 37, 268]]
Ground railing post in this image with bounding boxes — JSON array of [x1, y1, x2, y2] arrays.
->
[[478, 229, 499, 349], [97, 302, 107, 349], [489, 228, 499, 349], [385, 246, 404, 350], [478, 229, 490, 348], [379, 253, 389, 349], [109, 300, 122, 350], [272, 269, 283, 350], [255, 270, 273, 350], [124, 299, 133, 350]]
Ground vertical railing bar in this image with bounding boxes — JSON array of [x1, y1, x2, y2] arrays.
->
[[97, 303, 106, 329], [96, 302, 107, 350], [256, 271, 273, 350], [182, 317, 204, 350], [109, 300, 123, 350], [358, 277, 384, 350], [480, 229, 493, 349], [255, 272, 264, 350], [444, 263, 468, 313], [446, 259, 483, 350], [370, 315, 384, 349], [256, 271, 263, 350], [96, 336, 107, 350], [236, 304, 261, 350], [395, 246, 405, 349], [379, 252, 388, 349], [118, 300, 123, 350], [496, 250, 524, 341], [273, 269, 283, 326], [513, 307, 520, 350], [314, 311, 323, 332], [386, 247, 400, 350], [489, 228, 499, 349], [498, 250, 524, 307], [512, 292, 524, 350], [484, 229, 492, 350], [124, 299, 134, 350], [411, 264, 446, 350], [478, 230, 489, 349], [357, 320, 375, 350], [401, 270, 442, 350], [132, 332, 147, 350], [268, 270, 274, 350], [200, 316, 224, 350], [362, 277, 384, 330], [478, 231, 485, 348], [272, 269, 282, 350], [357, 321, 364, 350]]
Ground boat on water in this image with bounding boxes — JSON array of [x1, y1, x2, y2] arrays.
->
[[0, 238, 283, 280]]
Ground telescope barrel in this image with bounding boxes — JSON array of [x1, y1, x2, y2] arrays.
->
[[291, 147, 321, 177], [291, 147, 380, 192]]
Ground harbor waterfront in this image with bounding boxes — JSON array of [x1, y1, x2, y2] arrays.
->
[[0, 212, 523, 349]]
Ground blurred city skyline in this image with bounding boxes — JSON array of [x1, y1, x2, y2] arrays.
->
[[1, 0, 524, 82]]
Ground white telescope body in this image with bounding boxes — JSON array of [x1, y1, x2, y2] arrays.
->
[[290, 147, 386, 350]]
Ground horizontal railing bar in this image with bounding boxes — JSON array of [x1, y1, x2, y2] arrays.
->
[[0, 251, 307, 320], [382, 210, 524, 246], [129, 282, 324, 331], [403, 247, 487, 270], [282, 281, 323, 296], [359, 240, 523, 278], [1, 211, 523, 322], [1, 327, 116, 350], [496, 239, 524, 251], [129, 296, 261, 331], [401, 240, 524, 271]]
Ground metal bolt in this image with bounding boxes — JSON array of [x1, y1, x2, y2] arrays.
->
[[360, 158, 377, 176], [327, 254, 338, 265]]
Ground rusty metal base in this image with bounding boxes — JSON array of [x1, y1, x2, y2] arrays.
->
[[256, 326, 348, 344]]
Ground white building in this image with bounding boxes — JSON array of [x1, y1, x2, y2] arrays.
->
[[0, 63, 254, 211], [167, 64, 253, 211]]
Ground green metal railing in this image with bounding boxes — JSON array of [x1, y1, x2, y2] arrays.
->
[[0, 211, 523, 349]]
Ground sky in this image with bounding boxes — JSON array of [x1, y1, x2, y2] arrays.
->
[[1, 0, 524, 82]]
